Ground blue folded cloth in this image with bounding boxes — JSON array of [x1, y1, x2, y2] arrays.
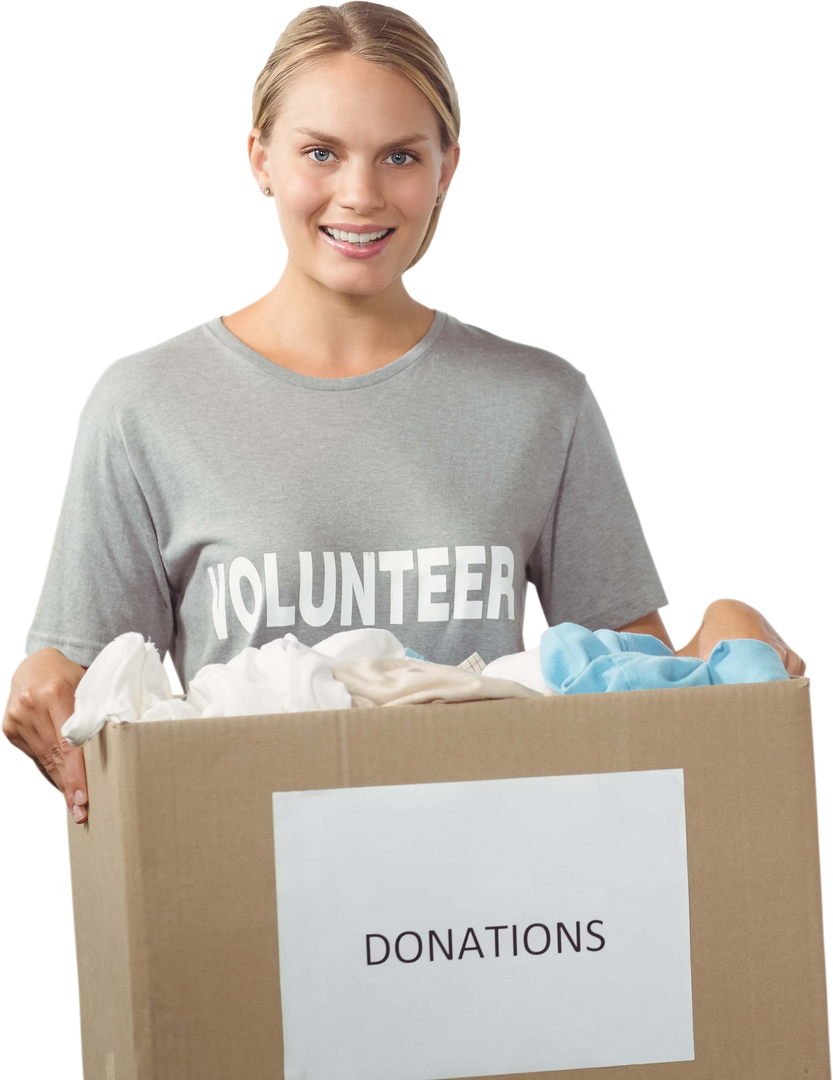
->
[[540, 623, 789, 695], [404, 646, 427, 661]]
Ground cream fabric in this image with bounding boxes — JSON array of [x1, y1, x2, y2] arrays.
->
[[329, 655, 542, 708]]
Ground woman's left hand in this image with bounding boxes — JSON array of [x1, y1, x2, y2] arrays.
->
[[694, 598, 806, 675]]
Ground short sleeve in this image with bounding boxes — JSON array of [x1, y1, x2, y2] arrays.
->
[[25, 394, 175, 666], [526, 379, 668, 630]]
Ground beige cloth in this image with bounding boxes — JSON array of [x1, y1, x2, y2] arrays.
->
[[329, 655, 542, 709]]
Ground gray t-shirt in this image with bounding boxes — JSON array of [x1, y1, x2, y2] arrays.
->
[[26, 309, 668, 685]]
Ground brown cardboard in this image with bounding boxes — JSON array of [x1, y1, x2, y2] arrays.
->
[[67, 676, 830, 1079]]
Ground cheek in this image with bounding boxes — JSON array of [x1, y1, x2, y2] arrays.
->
[[277, 165, 329, 216], [395, 174, 437, 216]]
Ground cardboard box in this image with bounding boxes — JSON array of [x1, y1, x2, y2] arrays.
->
[[68, 675, 831, 1079]]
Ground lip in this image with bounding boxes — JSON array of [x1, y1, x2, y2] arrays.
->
[[319, 225, 396, 260]]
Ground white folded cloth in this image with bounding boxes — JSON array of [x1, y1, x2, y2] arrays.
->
[[480, 644, 547, 694], [62, 628, 402, 746], [62, 632, 175, 745], [187, 634, 351, 718]]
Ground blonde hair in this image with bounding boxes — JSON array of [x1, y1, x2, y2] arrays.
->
[[252, 2, 460, 271]]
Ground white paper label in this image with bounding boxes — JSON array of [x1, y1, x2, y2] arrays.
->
[[272, 769, 694, 1080]]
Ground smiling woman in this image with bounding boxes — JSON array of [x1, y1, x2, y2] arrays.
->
[[215, 33, 459, 373], [3, 1, 804, 827]]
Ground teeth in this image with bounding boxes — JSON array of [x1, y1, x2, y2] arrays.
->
[[324, 227, 391, 244]]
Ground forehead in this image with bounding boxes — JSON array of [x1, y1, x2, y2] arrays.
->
[[277, 52, 440, 143]]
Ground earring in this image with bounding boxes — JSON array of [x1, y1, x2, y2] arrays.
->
[[261, 186, 272, 196], [436, 192, 444, 205]]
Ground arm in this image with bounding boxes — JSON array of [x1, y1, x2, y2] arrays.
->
[[617, 600, 808, 673]]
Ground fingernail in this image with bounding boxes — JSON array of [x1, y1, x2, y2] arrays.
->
[[72, 805, 86, 823], [74, 790, 86, 805]]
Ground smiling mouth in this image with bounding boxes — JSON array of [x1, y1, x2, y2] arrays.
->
[[319, 226, 395, 245]]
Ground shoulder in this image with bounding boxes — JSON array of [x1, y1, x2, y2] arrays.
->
[[440, 312, 588, 414], [78, 320, 216, 433]]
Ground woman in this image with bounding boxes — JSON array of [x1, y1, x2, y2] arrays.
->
[[2, 2, 804, 825]]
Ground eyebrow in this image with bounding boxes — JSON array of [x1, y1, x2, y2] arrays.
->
[[294, 127, 431, 150]]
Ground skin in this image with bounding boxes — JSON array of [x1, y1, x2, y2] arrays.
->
[[223, 50, 460, 377], [620, 601, 805, 675]]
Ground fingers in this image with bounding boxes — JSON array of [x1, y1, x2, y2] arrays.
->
[[784, 649, 806, 677], [5, 676, 84, 814], [4, 650, 89, 820]]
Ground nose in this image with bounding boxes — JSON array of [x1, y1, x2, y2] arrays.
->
[[335, 159, 385, 216]]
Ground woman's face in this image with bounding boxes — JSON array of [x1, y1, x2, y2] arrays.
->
[[251, 51, 459, 296]]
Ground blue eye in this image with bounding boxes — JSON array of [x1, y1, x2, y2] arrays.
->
[[305, 147, 419, 166]]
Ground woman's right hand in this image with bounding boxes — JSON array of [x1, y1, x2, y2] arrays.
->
[[3, 648, 89, 823]]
